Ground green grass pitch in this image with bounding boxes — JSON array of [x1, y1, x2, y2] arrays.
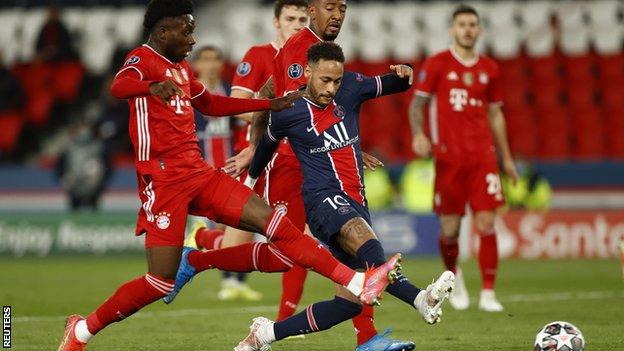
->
[[3, 256, 623, 350]]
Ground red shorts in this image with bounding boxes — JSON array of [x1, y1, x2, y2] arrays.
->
[[135, 162, 255, 248], [265, 153, 306, 232], [433, 161, 505, 216]]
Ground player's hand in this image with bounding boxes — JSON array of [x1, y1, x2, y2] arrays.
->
[[149, 80, 185, 104], [269, 91, 304, 111], [390, 64, 414, 85], [362, 152, 384, 171], [223, 146, 255, 178], [502, 158, 519, 185], [412, 132, 431, 157]]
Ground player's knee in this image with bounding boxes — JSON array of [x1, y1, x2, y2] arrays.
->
[[440, 218, 461, 238], [475, 212, 496, 233]]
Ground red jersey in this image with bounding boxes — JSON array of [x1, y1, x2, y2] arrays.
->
[[273, 27, 322, 97], [231, 43, 278, 153], [415, 48, 503, 164], [113, 44, 270, 174], [115, 44, 206, 173], [273, 27, 322, 157]]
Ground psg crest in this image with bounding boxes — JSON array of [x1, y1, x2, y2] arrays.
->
[[333, 104, 346, 118], [236, 62, 251, 76], [288, 63, 303, 79]]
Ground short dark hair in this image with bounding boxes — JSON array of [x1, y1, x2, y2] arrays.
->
[[193, 46, 224, 61], [143, 0, 194, 35], [452, 4, 479, 21], [274, 0, 308, 19], [307, 42, 345, 65]]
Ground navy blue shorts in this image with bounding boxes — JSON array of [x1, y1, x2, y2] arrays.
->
[[305, 191, 371, 269]]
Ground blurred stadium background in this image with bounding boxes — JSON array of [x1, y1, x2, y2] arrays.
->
[[0, 1, 623, 349]]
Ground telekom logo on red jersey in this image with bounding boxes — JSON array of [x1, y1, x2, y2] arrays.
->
[[449, 88, 468, 111]]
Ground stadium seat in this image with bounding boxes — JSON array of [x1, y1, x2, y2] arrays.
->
[[562, 54, 595, 84], [591, 24, 624, 55], [112, 6, 143, 47], [559, 25, 591, 56], [488, 1, 518, 30], [533, 83, 564, 112], [596, 53, 624, 82], [421, 2, 453, 32], [26, 91, 54, 126], [52, 61, 84, 102], [600, 81, 624, 111], [554, 1, 585, 29], [520, 1, 552, 30], [586, 0, 621, 25], [0, 9, 23, 65], [0, 112, 23, 153], [60, 7, 86, 35], [566, 84, 597, 111], [529, 55, 561, 83], [16, 8, 47, 62], [490, 27, 522, 59]]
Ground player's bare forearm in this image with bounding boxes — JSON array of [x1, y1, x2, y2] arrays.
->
[[408, 94, 429, 135], [488, 105, 513, 161], [230, 89, 255, 123], [249, 110, 270, 147], [248, 133, 279, 179], [258, 77, 275, 100]]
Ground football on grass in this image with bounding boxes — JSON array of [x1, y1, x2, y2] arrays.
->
[[534, 321, 585, 351]]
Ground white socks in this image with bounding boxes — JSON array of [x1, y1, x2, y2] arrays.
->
[[346, 272, 365, 296], [74, 320, 93, 343]]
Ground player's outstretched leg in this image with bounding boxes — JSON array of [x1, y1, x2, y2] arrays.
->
[[58, 246, 180, 351], [163, 242, 293, 303]]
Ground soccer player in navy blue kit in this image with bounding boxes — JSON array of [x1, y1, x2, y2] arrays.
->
[[234, 42, 455, 351]]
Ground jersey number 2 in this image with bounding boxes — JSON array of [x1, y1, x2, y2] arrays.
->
[[485, 173, 503, 200]]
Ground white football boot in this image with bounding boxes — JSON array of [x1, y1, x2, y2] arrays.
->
[[449, 268, 469, 310], [414, 270, 455, 324], [234, 317, 275, 351], [478, 289, 504, 312]]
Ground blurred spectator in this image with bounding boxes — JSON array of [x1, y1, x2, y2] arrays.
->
[[192, 46, 234, 167], [0, 54, 26, 112], [35, 6, 78, 63], [55, 121, 111, 211]]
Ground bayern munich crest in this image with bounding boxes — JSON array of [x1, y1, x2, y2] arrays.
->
[[156, 212, 171, 230], [236, 62, 251, 76], [288, 63, 303, 79]]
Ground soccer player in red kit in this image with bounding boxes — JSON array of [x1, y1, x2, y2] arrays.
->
[[409, 4, 518, 312], [225, 1, 412, 350], [56, 1, 398, 350], [190, 0, 310, 309]]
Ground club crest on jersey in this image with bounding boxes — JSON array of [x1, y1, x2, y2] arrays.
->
[[355, 73, 364, 82], [447, 71, 459, 81], [156, 212, 171, 230], [237, 62, 252, 76], [171, 69, 183, 84], [288, 64, 303, 79], [333, 104, 346, 118], [479, 72, 489, 84], [273, 201, 288, 214], [462, 72, 474, 86], [125, 56, 140, 65]]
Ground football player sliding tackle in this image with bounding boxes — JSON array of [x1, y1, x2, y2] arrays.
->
[[230, 42, 455, 350]]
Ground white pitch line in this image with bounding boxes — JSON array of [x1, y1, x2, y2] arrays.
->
[[12, 290, 624, 324]]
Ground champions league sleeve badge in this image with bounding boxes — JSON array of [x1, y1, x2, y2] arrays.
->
[[288, 63, 304, 79], [236, 62, 251, 77]]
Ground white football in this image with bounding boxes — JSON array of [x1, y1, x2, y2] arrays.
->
[[534, 321, 585, 351]]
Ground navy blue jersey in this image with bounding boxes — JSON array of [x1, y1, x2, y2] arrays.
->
[[249, 70, 410, 207]]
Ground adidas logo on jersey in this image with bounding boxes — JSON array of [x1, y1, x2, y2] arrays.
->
[[447, 71, 459, 81]]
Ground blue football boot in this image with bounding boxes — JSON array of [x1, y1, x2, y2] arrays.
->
[[355, 328, 416, 351], [163, 246, 197, 304]]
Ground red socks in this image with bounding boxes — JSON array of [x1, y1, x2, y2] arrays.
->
[[277, 265, 308, 321], [352, 304, 377, 345], [195, 228, 224, 250], [85, 274, 174, 335], [478, 232, 498, 290], [264, 210, 355, 286], [188, 242, 292, 273], [438, 235, 458, 274]]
